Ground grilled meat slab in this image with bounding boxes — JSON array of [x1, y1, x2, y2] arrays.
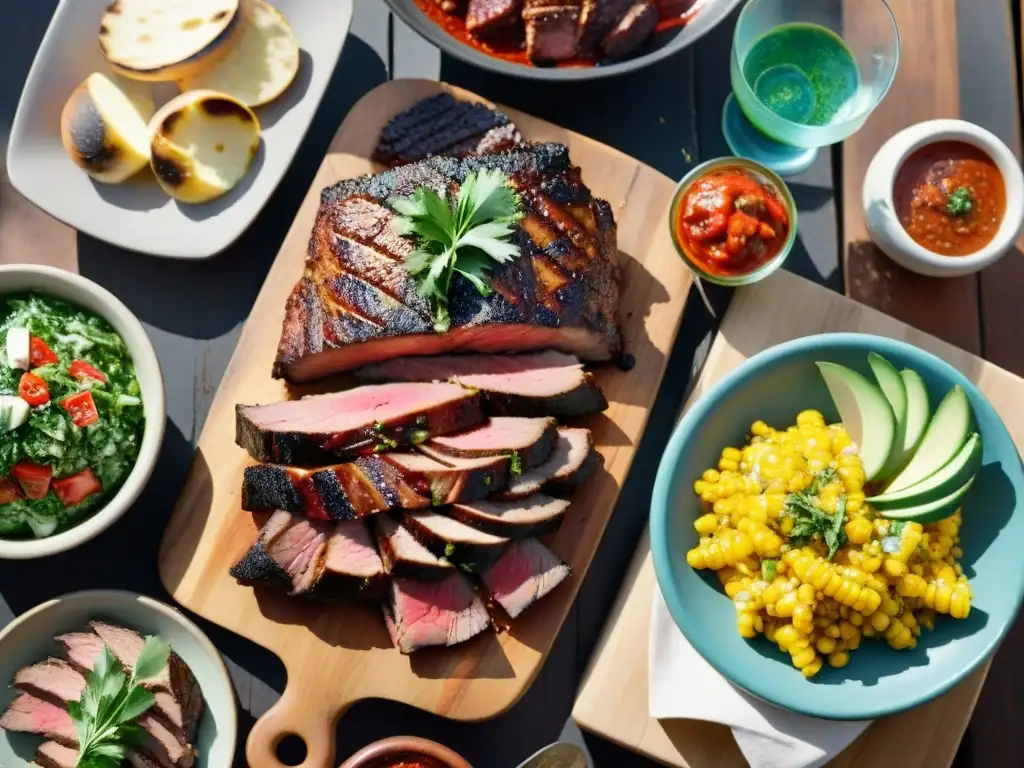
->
[[242, 451, 507, 519], [375, 514, 456, 580], [236, 382, 484, 465], [403, 509, 510, 571], [422, 416, 557, 469], [448, 493, 569, 538], [481, 537, 571, 617], [274, 144, 621, 383], [357, 350, 609, 418], [383, 573, 491, 653], [373, 93, 521, 167], [496, 426, 597, 499], [311, 519, 389, 601]]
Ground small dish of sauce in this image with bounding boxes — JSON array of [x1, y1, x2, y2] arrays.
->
[[893, 140, 1006, 256], [671, 162, 795, 284], [366, 753, 449, 768]]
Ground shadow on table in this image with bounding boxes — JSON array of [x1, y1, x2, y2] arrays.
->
[[74, 34, 388, 340], [253, 590, 392, 652]]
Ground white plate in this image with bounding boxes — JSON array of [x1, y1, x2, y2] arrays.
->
[[7, 0, 353, 260]]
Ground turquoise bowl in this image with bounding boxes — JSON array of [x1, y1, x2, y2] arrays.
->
[[0, 591, 237, 766], [651, 333, 1024, 720]]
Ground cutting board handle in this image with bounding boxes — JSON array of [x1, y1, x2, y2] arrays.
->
[[246, 680, 350, 768]]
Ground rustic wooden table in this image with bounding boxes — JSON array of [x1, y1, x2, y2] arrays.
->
[[0, 1, 1020, 766]]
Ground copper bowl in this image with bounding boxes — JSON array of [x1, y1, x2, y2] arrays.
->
[[339, 736, 473, 768]]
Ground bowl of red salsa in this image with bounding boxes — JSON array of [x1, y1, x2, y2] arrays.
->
[[863, 119, 1024, 277], [339, 737, 472, 768], [669, 157, 797, 286]]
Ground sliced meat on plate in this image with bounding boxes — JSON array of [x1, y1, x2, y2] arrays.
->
[[372, 93, 521, 167], [403, 510, 510, 571], [374, 514, 456, 580], [55, 624, 203, 743], [273, 144, 621, 382], [481, 538, 571, 618], [236, 382, 484, 465], [357, 351, 609, 418], [493, 427, 597, 499], [422, 417, 557, 470], [447, 494, 570, 538], [309, 519, 389, 601], [383, 573, 491, 653], [13, 659, 86, 707], [229, 510, 330, 595], [241, 451, 507, 519], [601, 0, 658, 58]]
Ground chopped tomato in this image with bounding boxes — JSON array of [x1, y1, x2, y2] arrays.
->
[[52, 468, 102, 507], [68, 360, 106, 383], [29, 336, 58, 367], [18, 372, 50, 406], [0, 477, 23, 505], [61, 391, 99, 427], [11, 462, 52, 500]]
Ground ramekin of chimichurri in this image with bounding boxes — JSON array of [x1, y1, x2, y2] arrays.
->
[[0, 270, 163, 555]]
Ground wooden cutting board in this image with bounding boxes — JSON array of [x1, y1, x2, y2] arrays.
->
[[156, 79, 694, 768], [572, 268, 1024, 767]]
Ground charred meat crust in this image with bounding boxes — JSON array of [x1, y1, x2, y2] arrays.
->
[[235, 389, 485, 466], [477, 372, 608, 418], [273, 143, 621, 383]]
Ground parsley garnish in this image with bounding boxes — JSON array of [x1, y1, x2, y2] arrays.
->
[[444, 542, 456, 558], [784, 472, 847, 561], [411, 429, 429, 445], [389, 169, 523, 332], [372, 422, 397, 452], [507, 450, 523, 476], [68, 636, 170, 768], [946, 187, 973, 217], [889, 520, 905, 537]]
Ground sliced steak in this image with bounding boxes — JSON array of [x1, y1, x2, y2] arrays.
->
[[423, 417, 557, 470], [373, 93, 521, 167], [448, 494, 569, 538], [14, 659, 85, 706], [374, 515, 455, 580], [236, 382, 484, 465], [525, 5, 582, 62], [0, 693, 78, 747], [403, 510, 510, 571], [481, 538, 571, 617], [229, 511, 331, 595], [385, 451, 508, 504], [494, 427, 597, 499], [383, 573, 491, 653], [34, 742, 79, 768], [310, 520, 389, 601], [601, 0, 657, 58], [275, 144, 622, 383], [358, 351, 608, 418], [55, 627, 203, 743], [578, 0, 634, 54]]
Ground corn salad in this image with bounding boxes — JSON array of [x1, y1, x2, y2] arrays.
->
[[687, 410, 971, 678]]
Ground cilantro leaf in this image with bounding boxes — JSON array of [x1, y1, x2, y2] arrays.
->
[[783, 483, 848, 561], [390, 169, 522, 332], [946, 187, 973, 217]]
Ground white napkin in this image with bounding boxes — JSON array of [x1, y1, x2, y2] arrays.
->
[[648, 586, 872, 768]]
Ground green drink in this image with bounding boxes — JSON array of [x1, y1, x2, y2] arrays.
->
[[741, 23, 859, 127]]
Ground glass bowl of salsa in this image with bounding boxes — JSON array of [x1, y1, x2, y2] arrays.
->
[[863, 119, 1024, 277], [669, 157, 798, 286]]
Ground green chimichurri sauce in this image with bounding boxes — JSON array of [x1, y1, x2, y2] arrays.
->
[[742, 23, 859, 127], [0, 293, 144, 538]]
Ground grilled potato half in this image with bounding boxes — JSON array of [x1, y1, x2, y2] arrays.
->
[[60, 72, 155, 184], [99, 0, 248, 82], [179, 0, 300, 107], [149, 90, 261, 204]]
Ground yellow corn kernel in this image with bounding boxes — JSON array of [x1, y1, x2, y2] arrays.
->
[[801, 657, 824, 678], [815, 635, 837, 655], [883, 558, 908, 579], [791, 645, 818, 669], [846, 491, 866, 514], [885, 619, 915, 650], [796, 583, 816, 605], [721, 446, 742, 462], [848, 610, 864, 627], [792, 604, 814, 634], [686, 528, 755, 570], [869, 611, 890, 632], [775, 623, 800, 652], [737, 517, 783, 557], [828, 651, 850, 668], [737, 612, 757, 638], [702, 469, 720, 483], [774, 591, 799, 618], [845, 517, 873, 545], [898, 574, 927, 598], [824, 623, 841, 639], [796, 410, 826, 428], [751, 420, 770, 437], [694, 513, 720, 535]]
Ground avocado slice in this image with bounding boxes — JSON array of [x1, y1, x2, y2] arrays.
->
[[881, 477, 974, 523], [868, 432, 982, 509], [815, 361, 895, 482], [885, 385, 972, 494], [898, 368, 930, 472], [868, 353, 908, 481]]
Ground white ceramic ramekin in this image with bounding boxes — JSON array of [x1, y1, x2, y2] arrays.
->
[[0, 265, 165, 559], [863, 119, 1024, 278]]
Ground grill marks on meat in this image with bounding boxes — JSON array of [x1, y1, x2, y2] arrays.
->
[[274, 144, 621, 383], [236, 382, 484, 465], [481, 538, 570, 618], [383, 573, 491, 653], [357, 351, 609, 418], [232, 512, 388, 601], [373, 93, 521, 167], [448, 493, 569, 538], [422, 417, 557, 469], [54, 627, 203, 743], [495, 426, 597, 499]]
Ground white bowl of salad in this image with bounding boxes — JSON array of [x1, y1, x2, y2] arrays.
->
[[0, 265, 164, 558]]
